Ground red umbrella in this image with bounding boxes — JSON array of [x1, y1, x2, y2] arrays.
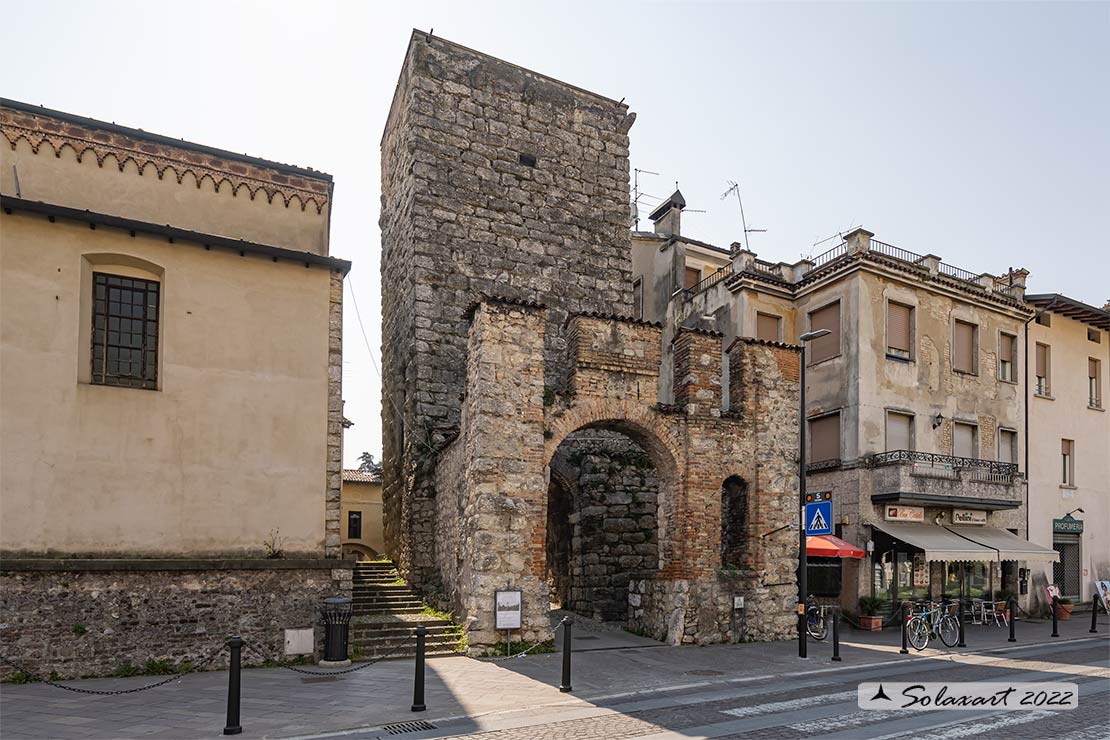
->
[[806, 534, 865, 559]]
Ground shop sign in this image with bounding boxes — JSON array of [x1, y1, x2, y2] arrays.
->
[[952, 509, 987, 525], [884, 505, 924, 522], [1053, 514, 1084, 534]]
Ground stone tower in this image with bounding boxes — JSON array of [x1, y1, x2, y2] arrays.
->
[[380, 31, 636, 583]]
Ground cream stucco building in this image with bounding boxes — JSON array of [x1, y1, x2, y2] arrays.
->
[[0, 99, 352, 678], [341, 468, 384, 559]]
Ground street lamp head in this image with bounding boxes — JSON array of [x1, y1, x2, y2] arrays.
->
[[799, 329, 831, 343]]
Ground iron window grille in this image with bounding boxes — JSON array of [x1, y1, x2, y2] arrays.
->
[[868, 450, 1018, 480], [92, 273, 159, 390]]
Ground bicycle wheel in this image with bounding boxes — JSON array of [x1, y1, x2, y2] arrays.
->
[[907, 617, 930, 650], [938, 615, 960, 647], [807, 607, 827, 641]]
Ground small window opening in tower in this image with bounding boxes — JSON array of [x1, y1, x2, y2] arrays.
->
[[519, 153, 537, 168]]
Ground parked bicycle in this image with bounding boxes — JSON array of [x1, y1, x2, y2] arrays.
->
[[906, 599, 960, 650], [806, 597, 828, 641]]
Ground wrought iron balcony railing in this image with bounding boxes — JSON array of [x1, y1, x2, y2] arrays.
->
[[868, 450, 1019, 483]]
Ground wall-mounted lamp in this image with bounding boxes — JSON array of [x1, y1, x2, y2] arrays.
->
[[1065, 507, 1085, 517], [932, 412, 945, 429], [865, 540, 874, 553]]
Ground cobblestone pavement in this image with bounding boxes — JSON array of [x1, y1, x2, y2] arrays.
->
[[1, 617, 1105, 739]]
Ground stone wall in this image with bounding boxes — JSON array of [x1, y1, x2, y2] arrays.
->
[[0, 561, 352, 679], [380, 32, 635, 586]]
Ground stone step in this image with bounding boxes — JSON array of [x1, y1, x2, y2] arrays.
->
[[352, 618, 452, 628], [351, 624, 458, 638], [352, 585, 415, 593], [353, 633, 462, 649], [353, 606, 425, 614], [352, 593, 422, 601], [356, 647, 463, 660]]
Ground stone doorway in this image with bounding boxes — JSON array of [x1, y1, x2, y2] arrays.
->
[[546, 428, 660, 627]]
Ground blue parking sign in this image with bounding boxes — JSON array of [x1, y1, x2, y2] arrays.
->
[[805, 501, 832, 535]]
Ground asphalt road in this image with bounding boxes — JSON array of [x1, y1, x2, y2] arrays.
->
[[328, 639, 1109, 740]]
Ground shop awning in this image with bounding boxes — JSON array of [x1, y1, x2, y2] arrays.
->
[[873, 522, 997, 562], [945, 526, 1059, 562], [807, 535, 865, 559]]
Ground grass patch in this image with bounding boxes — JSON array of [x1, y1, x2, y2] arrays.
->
[[479, 638, 555, 658], [419, 605, 455, 621], [2, 671, 38, 684], [71, 623, 87, 636]]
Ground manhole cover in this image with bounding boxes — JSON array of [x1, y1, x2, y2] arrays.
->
[[383, 720, 437, 735], [685, 669, 724, 676]]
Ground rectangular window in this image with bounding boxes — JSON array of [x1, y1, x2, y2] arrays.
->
[[632, 278, 643, 320], [92, 272, 159, 390], [998, 429, 1017, 464], [953, 421, 978, 459], [999, 332, 1016, 382], [886, 302, 913, 360], [1090, 358, 1102, 408], [952, 319, 978, 374], [1035, 313, 1051, 327], [1089, 327, 1102, 343], [1035, 343, 1051, 395], [807, 301, 841, 363], [685, 266, 701, 290], [348, 511, 362, 539], [756, 312, 782, 342], [885, 411, 913, 451], [808, 412, 840, 463], [1061, 439, 1074, 486]]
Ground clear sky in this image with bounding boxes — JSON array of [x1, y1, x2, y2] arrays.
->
[[3, 1, 1105, 465]]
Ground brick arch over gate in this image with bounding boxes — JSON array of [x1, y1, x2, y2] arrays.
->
[[432, 297, 803, 652]]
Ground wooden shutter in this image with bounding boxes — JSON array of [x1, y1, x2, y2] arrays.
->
[[954, 423, 976, 459], [809, 413, 840, 462], [998, 430, 1016, 463], [1000, 333, 1014, 364], [808, 302, 840, 362], [756, 313, 781, 342], [887, 303, 912, 354], [685, 267, 701, 290], [1035, 344, 1047, 377], [885, 412, 912, 451], [953, 320, 976, 373]]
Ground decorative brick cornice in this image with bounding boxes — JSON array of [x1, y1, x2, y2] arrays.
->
[[1, 104, 330, 213]]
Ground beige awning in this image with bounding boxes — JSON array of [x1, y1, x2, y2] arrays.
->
[[874, 522, 998, 562], [945, 526, 1060, 563]]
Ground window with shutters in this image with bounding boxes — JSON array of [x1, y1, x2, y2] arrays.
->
[[92, 272, 160, 390], [998, 332, 1017, 382], [1090, 358, 1103, 408], [807, 301, 841, 364], [1035, 313, 1051, 327], [808, 412, 840, 463], [632, 278, 643, 320], [756, 312, 782, 342], [1089, 327, 1102, 343], [1035, 343, 1051, 396], [885, 411, 914, 451], [886, 302, 913, 360], [1061, 439, 1074, 486], [998, 429, 1017, 464], [685, 266, 701, 290], [952, 320, 978, 374], [953, 421, 978, 459]]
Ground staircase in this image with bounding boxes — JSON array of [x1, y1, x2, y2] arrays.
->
[[350, 561, 465, 659]]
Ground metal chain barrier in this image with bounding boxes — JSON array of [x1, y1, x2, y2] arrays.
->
[[481, 619, 564, 662], [242, 632, 416, 676], [0, 642, 227, 696], [838, 607, 904, 631]]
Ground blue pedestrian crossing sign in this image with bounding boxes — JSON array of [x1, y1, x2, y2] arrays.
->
[[805, 491, 833, 535]]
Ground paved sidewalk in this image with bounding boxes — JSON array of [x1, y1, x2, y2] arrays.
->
[[1, 614, 1104, 740]]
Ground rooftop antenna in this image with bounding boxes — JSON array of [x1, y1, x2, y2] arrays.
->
[[803, 223, 859, 260], [632, 168, 658, 229], [720, 180, 766, 250]]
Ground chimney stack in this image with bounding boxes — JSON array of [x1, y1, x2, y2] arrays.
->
[[649, 189, 686, 237]]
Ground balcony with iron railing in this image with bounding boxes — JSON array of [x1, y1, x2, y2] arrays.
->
[[686, 264, 732, 296]]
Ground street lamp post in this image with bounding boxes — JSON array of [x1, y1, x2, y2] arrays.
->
[[797, 329, 831, 659]]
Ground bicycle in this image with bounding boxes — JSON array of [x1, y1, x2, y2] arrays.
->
[[806, 597, 828, 641], [906, 600, 960, 650]]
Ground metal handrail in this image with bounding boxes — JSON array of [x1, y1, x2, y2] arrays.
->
[[939, 262, 980, 284], [869, 450, 1018, 477], [808, 241, 848, 269], [870, 240, 926, 265], [687, 264, 732, 296]]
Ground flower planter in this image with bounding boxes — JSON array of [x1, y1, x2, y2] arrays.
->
[[1055, 602, 1073, 620], [859, 615, 883, 631]]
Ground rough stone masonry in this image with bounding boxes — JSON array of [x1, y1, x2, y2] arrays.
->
[[380, 31, 800, 651]]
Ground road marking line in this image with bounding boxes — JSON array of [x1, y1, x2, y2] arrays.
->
[[721, 689, 856, 718], [898, 709, 1056, 740]]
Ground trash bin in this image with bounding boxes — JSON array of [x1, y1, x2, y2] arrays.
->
[[319, 597, 353, 663]]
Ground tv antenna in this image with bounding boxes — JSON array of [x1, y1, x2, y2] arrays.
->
[[631, 168, 659, 229], [720, 180, 766, 250]]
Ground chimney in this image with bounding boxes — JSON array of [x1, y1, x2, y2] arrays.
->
[[649, 189, 686, 237]]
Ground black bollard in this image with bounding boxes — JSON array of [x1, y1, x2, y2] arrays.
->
[[411, 625, 426, 712], [899, 602, 909, 655], [558, 617, 573, 693], [831, 609, 841, 662], [1051, 596, 1059, 638], [223, 636, 243, 736], [1008, 596, 1017, 642], [1091, 597, 1100, 634], [957, 600, 966, 648]]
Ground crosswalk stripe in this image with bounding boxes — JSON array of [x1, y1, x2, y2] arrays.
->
[[721, 689, 856, 718]]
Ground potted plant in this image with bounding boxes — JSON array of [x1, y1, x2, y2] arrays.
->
[[858, 596, 885, 631], [1055, 597, 1073, 620]]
